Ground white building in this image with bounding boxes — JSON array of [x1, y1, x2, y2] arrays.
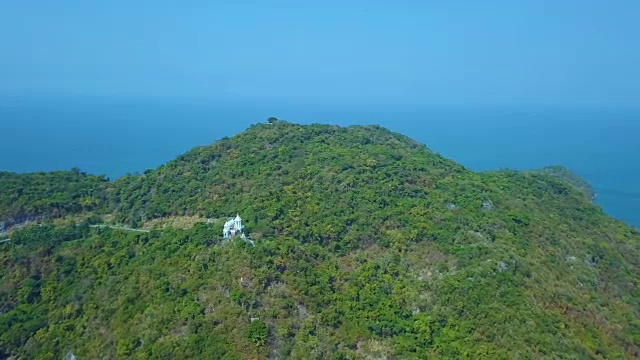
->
[[223, 214, 244, 238]]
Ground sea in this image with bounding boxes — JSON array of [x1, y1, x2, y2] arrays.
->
[[1, 95, 638, 228]]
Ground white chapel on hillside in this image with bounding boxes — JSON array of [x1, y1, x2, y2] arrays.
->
[[223, 214, 244, 239]]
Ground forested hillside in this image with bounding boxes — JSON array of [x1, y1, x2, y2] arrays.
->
[[528, 165, 596, 201], [0, 169, 108, 231], [1, 121, 639, 359]]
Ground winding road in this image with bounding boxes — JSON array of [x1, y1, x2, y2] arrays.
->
[[89, 224, 150, 233]]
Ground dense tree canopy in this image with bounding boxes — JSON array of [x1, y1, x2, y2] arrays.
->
[[528, 165, 596, 201], [1, 121, 639, 359], [0, 169, 108, 229]]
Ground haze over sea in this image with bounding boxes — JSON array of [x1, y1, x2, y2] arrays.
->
[[1, 95, 638, 227]]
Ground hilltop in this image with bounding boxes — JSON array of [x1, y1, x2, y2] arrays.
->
[[1, 120, 639, 359]]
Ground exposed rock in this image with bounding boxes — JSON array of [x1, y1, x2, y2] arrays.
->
[[482, 201, 494, 211], [296, 302, 309, 319], [0, 213, 48, 232], [585, 256, 598, 268], [497, 261, 508, 272]]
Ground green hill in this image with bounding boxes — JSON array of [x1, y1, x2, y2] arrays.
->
[[527, 165, 596, 201], [0, 169, 107, 227], [1, 121, 639, 359]]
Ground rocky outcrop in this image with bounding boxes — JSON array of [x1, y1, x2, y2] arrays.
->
[[0, 213, 48, 232]]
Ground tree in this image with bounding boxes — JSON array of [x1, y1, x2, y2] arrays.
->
[[267, 117, 279, 124], [246, 319, 269, 346]]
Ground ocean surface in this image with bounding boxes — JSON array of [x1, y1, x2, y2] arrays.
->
[[1, 95, 638, 228]]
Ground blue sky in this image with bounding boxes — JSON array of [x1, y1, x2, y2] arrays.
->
[[1, 1, 639, 108]]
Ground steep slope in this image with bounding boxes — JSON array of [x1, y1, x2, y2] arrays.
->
[[0, 169, 108, 231], [1, 121, 639, 359], [528, 165, 596, 201]]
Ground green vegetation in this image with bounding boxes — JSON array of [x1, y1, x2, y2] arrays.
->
[[528, 165, 596, 200], [1, 121, 639, 359], [247, 320, 269, 346], [0, 168, 108, 229]]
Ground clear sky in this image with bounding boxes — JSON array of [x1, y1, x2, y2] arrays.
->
[[1, 1, 639, 108]]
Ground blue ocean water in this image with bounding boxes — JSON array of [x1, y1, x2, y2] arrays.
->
[[1, 95, 638, 227]]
